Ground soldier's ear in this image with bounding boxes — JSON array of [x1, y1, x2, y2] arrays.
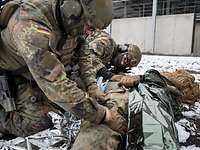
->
[[129, 58, 138, 67]]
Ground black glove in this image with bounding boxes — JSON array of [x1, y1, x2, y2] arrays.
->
[[96, 67, 113, 80]]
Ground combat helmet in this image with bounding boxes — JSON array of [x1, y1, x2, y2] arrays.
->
[[116, 44, 142, 67], [127, 44, 142, 67], [80, 0, 113, 29]]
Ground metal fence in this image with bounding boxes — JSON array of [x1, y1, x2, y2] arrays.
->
[[113, 0, 200, 18]]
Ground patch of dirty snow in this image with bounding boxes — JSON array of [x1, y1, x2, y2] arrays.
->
[[181, 145, 200, 150], [131, 55, 200, 82], [175, 121, 190, 143]]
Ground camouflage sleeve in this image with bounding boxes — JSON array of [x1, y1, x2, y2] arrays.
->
[[78, 42, 97, 87], [89, 46, 106, 75], [13, 20, 106, 124], [84, 31, 117, 76]]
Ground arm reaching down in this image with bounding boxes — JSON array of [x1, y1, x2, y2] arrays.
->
[[14, 20, 106, 124]]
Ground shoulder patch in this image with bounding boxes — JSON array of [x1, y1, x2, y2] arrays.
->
[[37, 28, 50, 36]]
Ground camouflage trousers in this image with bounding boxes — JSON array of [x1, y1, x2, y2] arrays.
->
[[72, 121, 123, 150], [0, 81, 59, 137]]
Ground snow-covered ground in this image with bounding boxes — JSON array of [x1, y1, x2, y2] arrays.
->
[[131, 55, 200, 83], [181, 146, 200, 150], [131, 55, 200, 150]]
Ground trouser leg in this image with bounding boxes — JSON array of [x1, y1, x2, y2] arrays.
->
[[72, 82, 128, 150], [0, 83, 59, 137], [72, 121, 122, 150]]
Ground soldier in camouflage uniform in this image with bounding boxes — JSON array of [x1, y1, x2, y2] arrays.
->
[[84, 29, 199, 106], [71, 29, 142, 150], [85, 29, 142, 77], [0, 0, 127, 139], [82, 29, 142, 98]]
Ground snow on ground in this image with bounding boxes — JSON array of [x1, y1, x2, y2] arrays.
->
[[175, 120, 190, 143], [181, 145, 200, 150], [131, 55, 200, 82], [131, 55, 200, 150]]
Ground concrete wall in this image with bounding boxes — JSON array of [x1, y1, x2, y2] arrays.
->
[[111, 14, 194, 55], [193, 22, 200, 56]]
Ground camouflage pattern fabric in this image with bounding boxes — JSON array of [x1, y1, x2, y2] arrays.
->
[[0, 82, 59, 137], [162, 69, 200, 105], [127, 70, 179, 150], [0, 0, 105, 126], [72, 81, 128, 150], [86, 30, 117, 73], [72, 121, 122, 150], [85, 30, 141, 76], [0, 80, 124, 150], [80, 0, 112, 29], [0, 79, 125, 149], [104, 81, 128, 118]]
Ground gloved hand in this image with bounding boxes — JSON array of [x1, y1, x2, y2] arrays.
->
[[110, 75, 124, 82], [103, 108, 127, 135], [87, 84, 106, 103], [118, 75, 141, 87], [75, 77, 87, 91], [111, 75, 141, 87]]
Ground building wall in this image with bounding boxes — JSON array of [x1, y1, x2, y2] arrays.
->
[[111, 13, 194, 55], [193, 22, 200, 56]]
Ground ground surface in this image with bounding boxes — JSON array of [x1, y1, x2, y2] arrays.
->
[[131, 55, 200, 82]]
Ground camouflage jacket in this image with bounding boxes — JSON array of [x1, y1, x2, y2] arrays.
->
[[86, 30, 117, 73], [0, 0, 105, 124]]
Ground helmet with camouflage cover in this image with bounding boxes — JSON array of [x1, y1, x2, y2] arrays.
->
[[80, 0, 113, 29], [58, 0, 84, 35], [113, 44, 142, 68], [127, 44, 142, 67]]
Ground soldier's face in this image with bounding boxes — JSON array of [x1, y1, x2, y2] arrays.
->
[[112, 52, 139, 68], [112, 52, 129, 68], [121, 52, 129, 67]]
